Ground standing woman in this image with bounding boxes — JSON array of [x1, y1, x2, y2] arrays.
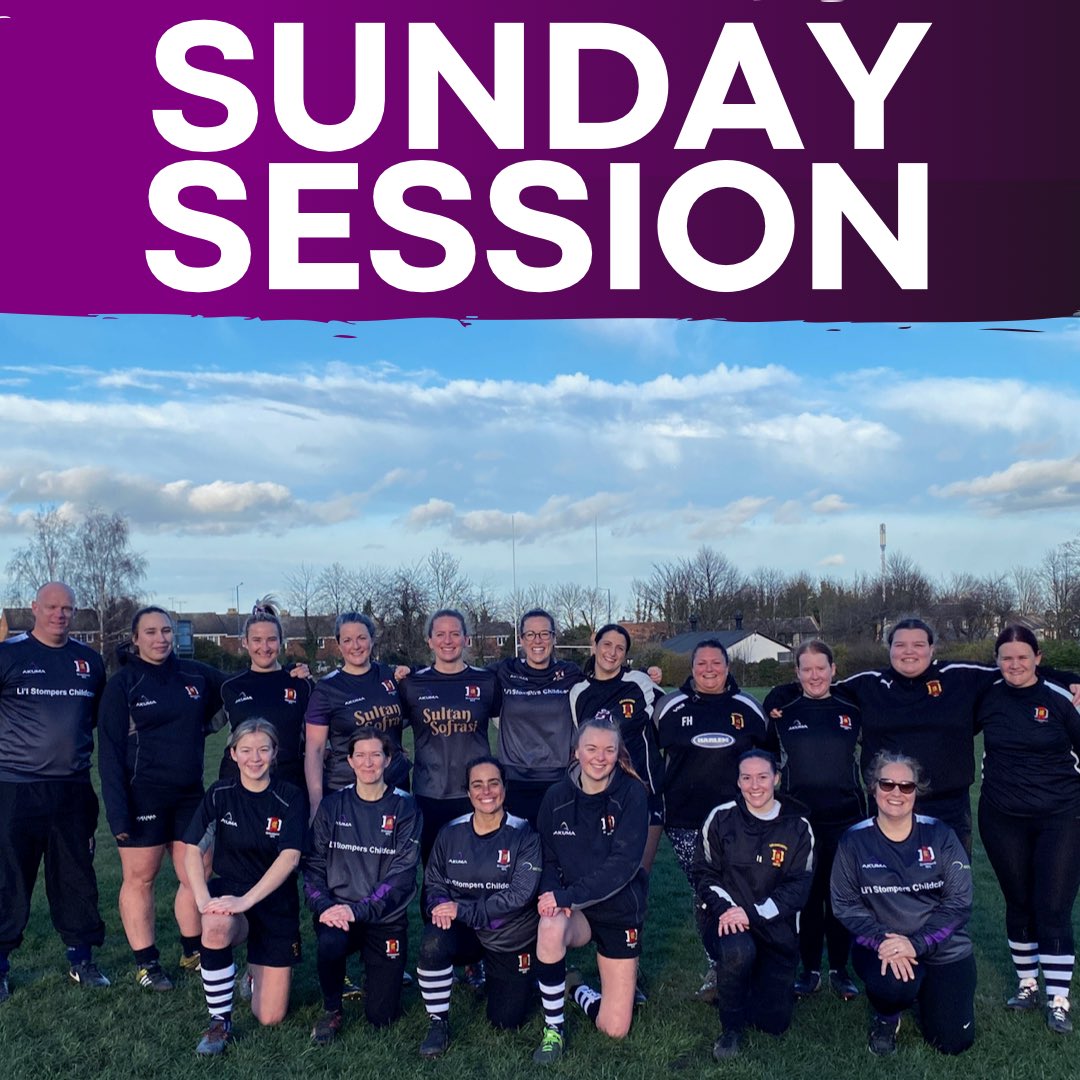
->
[[831, 752, 975, 1057], [569, 623, 665, 870], [653, 638, 774, 997], [763, 640, 865, 1000], [217, 598, 312, 790], [531, 717, 649, 1064], [398, 609, 501, 862], [977, 624, 1080, 1034], [182, 719, 304, 1055], [303, 727, 421, 1045], [416, 756, 542, 1058], [98, 606, 224, 989], [692, 750, 815, 1060], [304, 612, 408, 821]]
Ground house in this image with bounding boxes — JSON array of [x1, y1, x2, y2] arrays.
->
[[661, 629, 792, 665]]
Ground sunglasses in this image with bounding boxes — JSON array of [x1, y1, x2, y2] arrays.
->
[[877, 779, 917, 794]]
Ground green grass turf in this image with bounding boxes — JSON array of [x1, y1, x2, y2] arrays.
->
[[0, 726, 1076, 1079]]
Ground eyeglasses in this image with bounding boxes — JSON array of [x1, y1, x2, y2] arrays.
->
[[877, 779, 917, 794], [522, 630, 554, 642]]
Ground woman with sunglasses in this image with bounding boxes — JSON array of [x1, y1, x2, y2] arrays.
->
[[831, 751, 975, 1057], [976, 624, 1080, 1034]]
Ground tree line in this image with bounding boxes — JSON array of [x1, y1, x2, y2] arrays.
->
[[7, 506, 1080, 668]]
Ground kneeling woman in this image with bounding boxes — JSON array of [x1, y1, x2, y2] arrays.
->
[[303, 727, 421, 1045], [182, 720, 305, 1055], [416, 756, 542, 1057], [692, 750, 815, 1060], [532, 716, 649, 1064], [831, 751, 975, 1057]]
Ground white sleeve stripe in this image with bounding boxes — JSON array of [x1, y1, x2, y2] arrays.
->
[[754, 898, 779, 920], [709, 885, 735, 906]]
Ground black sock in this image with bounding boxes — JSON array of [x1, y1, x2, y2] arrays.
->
[[66, 945, 91, 967], [180, 934, 201, 958], [133, 946, 160, 966]]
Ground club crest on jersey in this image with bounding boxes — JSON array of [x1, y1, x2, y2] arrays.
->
[[769, 843, 787, 868], [265, 817, 282, 836], [73, 659, 91, 675], [621, 700, 635, 719], [554, 669, 565, 680], [465, 685, 480, 700], [283, 688, 297, 703], [185, 685, 200, 700], [839, 715, 852, 730], [624, 928, 639, 948], [917, 846, 936, 866], [600, 814, 616, 836], [381, 814, 396, 834], [1033, 706, 1049, 722], [517, 952, 532, 974], [731, 713, 744, 730], [497, 848, 511, 867], [926, 680, 942, 697], [385, 938, 401, 958], [382, 679, 395, 693]]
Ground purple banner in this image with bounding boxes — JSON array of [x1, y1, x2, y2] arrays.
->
[[0, 1, 1076, 321]]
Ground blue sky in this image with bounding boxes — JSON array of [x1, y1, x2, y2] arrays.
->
[[1, 313, 1079, 615]]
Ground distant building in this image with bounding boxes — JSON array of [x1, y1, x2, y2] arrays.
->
[[0, 607, 102, 649], [661, 629, 792, 665]]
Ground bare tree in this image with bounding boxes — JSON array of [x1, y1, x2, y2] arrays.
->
[[884, 551, 934, 615], [6, 507, 76, 602], [317, 562, 360, 616], [550, 581, 589, 635], [1041, 540, 1080, 638], [426, 549, 472, 610], [69, 508, 147, 654], [283, 562, 324, 663], [1012, 563, 1045, 617]]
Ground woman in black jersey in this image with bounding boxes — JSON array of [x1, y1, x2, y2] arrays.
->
[[98, 605, 224, 990], [182, 719, 304, 1055], [831, 752, 975, 1057], [415, 756, 542, 1058], [304, 727, 420, 1045], [217, 598, 312, 790], [692, 749, 815, 1060], [976, 624, 1080, 1035], [398, 608, 500, 862], [652, 638, 773, 998], [763, 640, 864, 1001], [304, 612, 408, 821], [531, 716, 649, 1064]]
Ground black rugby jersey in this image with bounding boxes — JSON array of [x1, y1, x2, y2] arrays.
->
[[425, 811, 541, 952], [399, 665, 499, 799], [98, 653, 223, 836], [305, 662, 408, 791], [303, 784, 420, 924], [217, 666, 312, 781], [0, 633, 105, 782], [185, 776, 304, 896]]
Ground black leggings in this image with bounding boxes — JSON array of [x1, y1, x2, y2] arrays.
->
[[699, 918, 797, 1035], [417, 921, 534, 1030], [978, 798, 1080, 956], [315, 918, 408, 1027], [852, 945, 975, 1055], [800, 820, 853, 973]]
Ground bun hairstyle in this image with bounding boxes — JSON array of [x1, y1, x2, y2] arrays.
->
[[117, 605, 172, 666], [243, 594, 283, 641]]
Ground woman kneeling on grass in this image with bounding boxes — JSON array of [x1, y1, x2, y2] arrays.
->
[[531, 716, 649, 1064], [692, 750, 815, 1060], [831, 751, 975, 1057], [182, 719, 305, 1056], [416, 756, 542, 1058], [303, 727, 421, 1046]]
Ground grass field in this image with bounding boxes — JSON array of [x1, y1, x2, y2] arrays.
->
[[0, 719, 1077, 1079]]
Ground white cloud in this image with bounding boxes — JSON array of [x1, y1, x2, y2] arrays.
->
[[933, 455, 1080, 512], [819, 553, 846, 566], [812, 494, 852, 514]]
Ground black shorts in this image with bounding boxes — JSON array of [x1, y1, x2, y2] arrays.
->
[[118, 784, 203, 847], [647, 792, 665, 828], [209, 877, 301, 968], [585, 915, 644, 960]]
